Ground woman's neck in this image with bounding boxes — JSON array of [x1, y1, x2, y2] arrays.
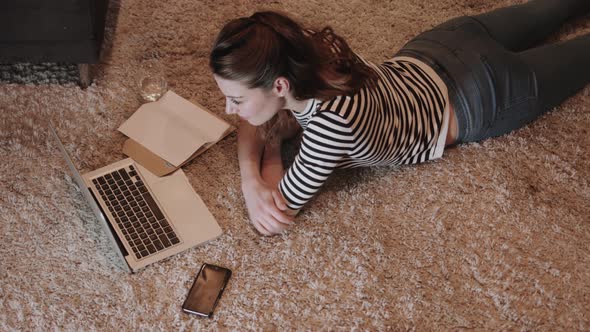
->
[[284, 96, 313, 114]]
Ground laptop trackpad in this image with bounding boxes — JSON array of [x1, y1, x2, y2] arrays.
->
[[146, 169, 222, 245]]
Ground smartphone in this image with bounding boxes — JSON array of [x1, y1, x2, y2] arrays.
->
[[182, 263, 232, 317]]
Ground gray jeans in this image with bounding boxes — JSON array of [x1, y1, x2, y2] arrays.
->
[[397, 0, 590, 143]]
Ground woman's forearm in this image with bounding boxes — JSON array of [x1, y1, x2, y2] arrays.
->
[[238, 115, 302, 219], [238, 114, 301, 185], [260, 142, 284, 188], [237, 120, 265, 184], [238, 122, 286, 188], [236, 119, 296, 234]]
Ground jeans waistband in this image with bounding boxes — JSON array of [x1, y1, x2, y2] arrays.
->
[[396, 38, 495, 143]]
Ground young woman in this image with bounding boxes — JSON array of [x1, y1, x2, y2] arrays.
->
[[210, 0, 590, 236]]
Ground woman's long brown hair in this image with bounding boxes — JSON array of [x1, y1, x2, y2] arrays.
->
[[210, 11, 376, 143]]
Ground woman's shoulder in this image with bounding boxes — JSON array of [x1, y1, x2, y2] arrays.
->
[[318, 95, 352, 113], [311, 95, 360, 128]]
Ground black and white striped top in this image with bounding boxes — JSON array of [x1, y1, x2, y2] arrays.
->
[[279, 56, 450, 211]]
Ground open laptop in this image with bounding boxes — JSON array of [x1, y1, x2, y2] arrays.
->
[[49, 125, 222, 273]]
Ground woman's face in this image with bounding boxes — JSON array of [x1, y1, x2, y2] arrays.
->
[[214, 75, 286, 126]]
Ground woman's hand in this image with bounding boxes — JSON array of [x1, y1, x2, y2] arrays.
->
[[241, 177, 294, 236]]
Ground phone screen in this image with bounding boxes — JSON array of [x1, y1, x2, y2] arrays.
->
[[182, 263, 232, 317]]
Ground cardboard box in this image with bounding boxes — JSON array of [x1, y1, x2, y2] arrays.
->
[[118, 91, 235, 176]]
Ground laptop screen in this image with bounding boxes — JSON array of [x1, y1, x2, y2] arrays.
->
[[49, 125, 131, 273]]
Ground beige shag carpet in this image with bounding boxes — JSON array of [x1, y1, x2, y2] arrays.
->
[[1, 0, 589, 330]]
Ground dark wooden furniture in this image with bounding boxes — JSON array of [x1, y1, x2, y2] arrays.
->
[[0, 0, 110, 87]]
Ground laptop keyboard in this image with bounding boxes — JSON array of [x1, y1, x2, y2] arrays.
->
[[92, 165, 180, 259]]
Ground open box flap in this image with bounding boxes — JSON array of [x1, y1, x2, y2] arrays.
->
[[118, 90, 234, 176]]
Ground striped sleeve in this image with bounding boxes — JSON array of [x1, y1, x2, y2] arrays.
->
[[279, 109, 354, 211]]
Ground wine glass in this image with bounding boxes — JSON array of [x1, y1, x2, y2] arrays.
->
[[139, 75, 168, 102]]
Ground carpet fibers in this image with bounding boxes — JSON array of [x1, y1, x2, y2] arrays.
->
[[1, 0, 589, 330]]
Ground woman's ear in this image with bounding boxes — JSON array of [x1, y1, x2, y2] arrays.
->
[[272, 77, 291, 97]]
